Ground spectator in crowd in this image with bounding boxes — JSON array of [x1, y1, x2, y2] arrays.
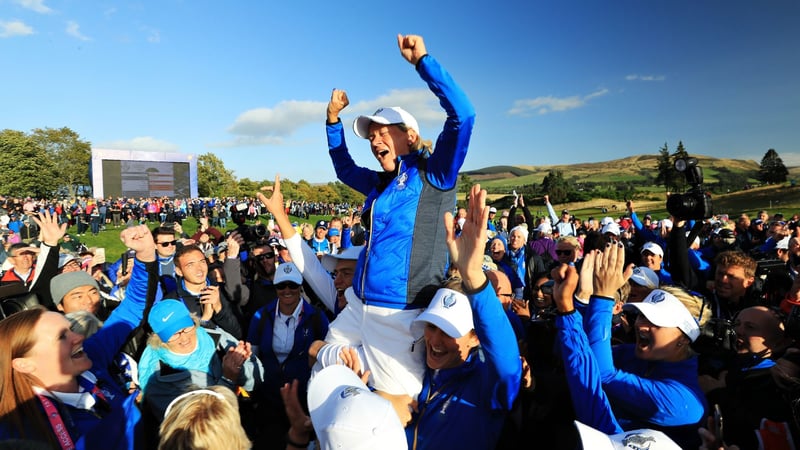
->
[[224, 234, 277, 330], [166, 244, 242, 339], [404, 183, 521, 449], [246, 262, 329, 449], [152, 225, 179, 291], [309, 220, 330, 256], [0, 225, 156, 448], [553, 244, 709, 448], [509, 193, 533, 228], [699, 305, 797, 449], [322, 34, 475, 397], [259, 177, 362, 318], [710, 251, 758, 320], [137, 299, 261, 422], [158, 386, 251, 450], [640, 241, 673, 285], [545, 195, 577, 237]]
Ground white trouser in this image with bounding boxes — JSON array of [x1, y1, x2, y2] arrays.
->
[[315, 287, 425, 397]]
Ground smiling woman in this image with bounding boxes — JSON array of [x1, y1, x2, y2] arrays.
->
[[0, 224, 158, 449]]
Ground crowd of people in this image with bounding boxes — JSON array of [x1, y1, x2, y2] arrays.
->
[[0, 34, 799, 450]]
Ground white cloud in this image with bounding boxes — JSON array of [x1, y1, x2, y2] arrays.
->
[[0, 20, 34, 38], [507, 88, 609, 116], [97, 137, 180, 152], [14, 0, 52, 14], [625, 74, 666, 82], [219, 88, 444, 148], [65, 21, 90, 41]]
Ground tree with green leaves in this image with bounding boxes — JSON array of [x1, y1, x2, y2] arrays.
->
[[758, 148, 789, 184], [654, 142, 676, 193], [540, 170, 570, 203], [0, 129, 55, 197], [30, 127, 90, 198], [197, 153, 237, 197]]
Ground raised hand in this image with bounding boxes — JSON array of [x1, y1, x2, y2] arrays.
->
[[256, 175, 285, 218], [444, 183, 488, 291], [31, 210, 67, 247], [551, 262, 579, 313], [592, 243, 632, 298], [327, 89, 349, 123], [397, 34, 428, 66], [120, 225, 156, 262]]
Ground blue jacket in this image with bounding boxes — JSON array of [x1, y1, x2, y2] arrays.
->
[[247, 299, 329, 412], [558, 297, 706, 448], [0, 258, 151, 449], [407, 282, 521, 449], [327, 54, 475, 310]]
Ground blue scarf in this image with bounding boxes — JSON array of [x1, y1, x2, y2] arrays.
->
[[138, 327, 216, 393]]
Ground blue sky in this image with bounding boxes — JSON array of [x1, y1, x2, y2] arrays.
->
[[2, 0, 799, 185]]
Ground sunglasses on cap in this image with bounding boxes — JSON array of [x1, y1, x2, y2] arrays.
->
[[275, 282, 300, 290], [158, 240, 178, 247]]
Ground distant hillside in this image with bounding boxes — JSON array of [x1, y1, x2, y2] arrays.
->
[[463, 154, 763, 190]]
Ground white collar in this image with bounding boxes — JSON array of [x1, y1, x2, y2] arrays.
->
[[33, 372, 98, 410]]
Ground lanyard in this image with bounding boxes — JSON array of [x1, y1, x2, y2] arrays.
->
[[37, 395, 75, 450]]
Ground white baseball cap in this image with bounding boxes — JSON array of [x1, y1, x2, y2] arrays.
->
[[535, 223, 552, 234], [353, 107, 419, 139], [623, 289, 700, 342], [574, 421, 681, 450], [640, 242, 664, 257], [601, 222, 620, 236], [628, 266, 660, 289], [308, 365, 407, 450], [413, 288, 474, 339], [273, 262, 303, 285], [321, 245, 364, 273]]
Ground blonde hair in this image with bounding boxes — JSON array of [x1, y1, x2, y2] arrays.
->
[[158, 385, 251, 450], [557, 235, 581, 251], [396, 123, 433, 152], [659, 285, 710, 328]]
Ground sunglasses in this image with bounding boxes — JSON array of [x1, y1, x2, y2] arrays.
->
[[555, 249, 573, 256], [532, 281, 554, 295], [158, 240, 178, 247], [255, 252, 276, 261], [275, 282, 300, 290]]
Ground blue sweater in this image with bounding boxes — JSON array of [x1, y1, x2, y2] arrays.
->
[[407, 282, 521, 449], [327, 54, 475, 309]]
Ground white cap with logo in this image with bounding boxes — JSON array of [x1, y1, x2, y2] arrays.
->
[[353, 107, 419, 139]]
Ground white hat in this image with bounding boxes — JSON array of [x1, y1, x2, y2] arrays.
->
[[58, 253, 78, 269], [489, 207, 497, 213], [629, 266, 660, 289], [321, 245, 364, 273], [574, 421, 681, 450], [659, 218, 673, 229], [510, 225, 529, 242], [601, 222, 620, 236], [308, 365, 407, 450], [353, 107, 419, 140], [640, 242, 664, 257], [535, 223, 552, 234], [623, 289, 700, 342], [600, 216, 615, 226], [413, 288, 474, 338], [273, 262, 303, 285], [0, 215, 8, 226], [776, 236, 790, 250]]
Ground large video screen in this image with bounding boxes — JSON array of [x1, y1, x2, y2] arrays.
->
[[91, 149, 198, 199], [102, 160, 191, 198]]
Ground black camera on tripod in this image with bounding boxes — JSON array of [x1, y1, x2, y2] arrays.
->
[[666, 157, 713, 220]]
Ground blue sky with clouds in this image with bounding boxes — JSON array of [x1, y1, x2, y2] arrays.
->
[[2, 0, 799, 184]]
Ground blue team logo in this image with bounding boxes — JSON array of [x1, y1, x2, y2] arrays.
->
[[621, 433, 657, 449], [442, 292, 458, 309], [339, 386, 364, 399], [283, 265, 294, 275], [648, 291, 666, 304]]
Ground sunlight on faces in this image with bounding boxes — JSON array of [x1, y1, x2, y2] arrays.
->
[[17, 312, 92, 389], [733, 306, 787, 357], [10, 252, 36, 272], [531, 278, 554, 309], [555, 244, 577, 265], [489, 238, 505, 261], [641, 251, 662, 271], [57, 285, 102, 316], [366, 123, 414, 172], [166, 326, 198, 355], [423, 323, 478, 371], [155, 235, 178, 258], [251, 246, 276, 277], [175, 250, 209, 285], [333, 260, 356, 293], [714, 264, 754, 301], [276, 282, 301, 313]]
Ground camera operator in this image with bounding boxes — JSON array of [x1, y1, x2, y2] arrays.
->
[[698, 305, 797, 450], [223, 234, 277, 331]]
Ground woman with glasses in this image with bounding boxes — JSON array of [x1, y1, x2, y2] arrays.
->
[[555, 236, 581, 266], [137, 299, 261, 424], [246, 262, 329, 450]]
